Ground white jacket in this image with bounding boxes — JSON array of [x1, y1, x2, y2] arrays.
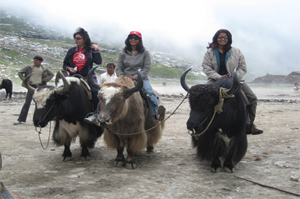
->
[[202, 46, 247, 81]]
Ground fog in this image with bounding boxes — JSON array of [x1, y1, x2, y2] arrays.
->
[[1, 0, 299, 78]]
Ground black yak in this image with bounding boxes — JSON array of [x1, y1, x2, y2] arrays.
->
[[181, 69, 247, 172], [24, 71, 103, 160], [0, 79, 13, 98]]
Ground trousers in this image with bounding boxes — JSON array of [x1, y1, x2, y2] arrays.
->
[[143, 79, 159, 116], [17, 85, 38, 122], [207, 79, 257, 125]]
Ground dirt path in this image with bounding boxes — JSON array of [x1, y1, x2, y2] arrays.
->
[[0, 93, 299, 199]]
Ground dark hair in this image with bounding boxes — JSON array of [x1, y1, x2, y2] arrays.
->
[[107, 63, 115, 69], [33, 56, 43, 62], [73, 27, 92, 51], [207, 29, 232, 53], [124, 35, 145, 53]]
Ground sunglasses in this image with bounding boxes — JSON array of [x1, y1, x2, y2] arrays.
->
[[74, 37, 83, 40], [218, 36, 228, 40], [128, 36, 140, 40]]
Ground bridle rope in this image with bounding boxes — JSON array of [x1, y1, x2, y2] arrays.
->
[[35, 101, 56, 150], [188, 87, 234, 139], [105, 93, 189, 136]]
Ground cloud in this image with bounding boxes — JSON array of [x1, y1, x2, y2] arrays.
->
[[1, 0, 299, 77]]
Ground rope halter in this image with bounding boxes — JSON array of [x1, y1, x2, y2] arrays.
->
[[189, 87, 235, 139]]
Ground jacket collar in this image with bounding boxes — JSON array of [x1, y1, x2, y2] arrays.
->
[[75, 46, 86, 53]]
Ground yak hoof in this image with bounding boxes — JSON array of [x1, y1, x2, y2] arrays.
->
[[63, 156, 72, 161], [223, 162, 235, 173], [115, 156, 125, 167], [115, 160, 125, 167], [126, 161, 137, 169], [80, 153, 91, 160], [224, 167, 234, 173], [211, 165, 221, 173], [80, 147, 91, 160], [62, 152, 72, 161], [146, 146, 154, 152]]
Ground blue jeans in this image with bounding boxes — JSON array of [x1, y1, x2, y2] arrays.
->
[[87, 77, 100, 111], [143, 79, 159, 116]]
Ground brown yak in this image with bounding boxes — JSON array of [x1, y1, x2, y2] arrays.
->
[[88, 67, 165, 169]]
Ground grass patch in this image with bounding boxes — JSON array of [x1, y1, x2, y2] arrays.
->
[[149, 63, 206, 80]]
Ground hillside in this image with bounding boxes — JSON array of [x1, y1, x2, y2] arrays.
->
[[0, 11, 206, 86], [249, 71, 300, 85]]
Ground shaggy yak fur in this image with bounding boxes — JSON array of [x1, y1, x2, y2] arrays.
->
[[0, 79, 13, 98], [88, 67, 165, 169], [25, 72, 103, 160], [181, 69, 247, 172]]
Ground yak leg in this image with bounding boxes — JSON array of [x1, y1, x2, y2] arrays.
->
[[146, 146, 154, 152], [80, 144, 91, 159], [223, 131, 248, 172], [62, 143, 72, 161], [115, 147, 125, 167], [211, 157, 222, 173], [126, 149, 137, 169]]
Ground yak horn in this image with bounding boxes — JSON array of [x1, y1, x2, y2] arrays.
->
[[55, 70, 70, 94], [180, 68, 191, 91], [87, 66, 101, 90], [124, 70, 143, 96], [24, 73, 36, 94], [226, 68, 239, 95]]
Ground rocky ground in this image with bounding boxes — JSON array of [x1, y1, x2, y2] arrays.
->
[[0, 85, 299, 199]]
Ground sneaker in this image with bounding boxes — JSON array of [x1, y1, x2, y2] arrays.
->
[[246, 123, 263, 135], [13, 121, 23, 125], [155, 105, 166, 121], [84, 113, 98, 125]]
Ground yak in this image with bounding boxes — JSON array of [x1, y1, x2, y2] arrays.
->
[[0, 79, 13, 99], [87, 67, 165, 169], [24, 71, 103, 160], [181, 69, 247, 172]]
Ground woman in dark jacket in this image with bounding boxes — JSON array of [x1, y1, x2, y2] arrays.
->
[[63, 27, 102, 110]]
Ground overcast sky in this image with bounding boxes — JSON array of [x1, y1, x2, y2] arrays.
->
[[1, 0, 299, 77]]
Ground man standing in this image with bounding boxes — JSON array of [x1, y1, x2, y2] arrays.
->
[[14, 56, 54, 125], [99, 63, 117, 85]]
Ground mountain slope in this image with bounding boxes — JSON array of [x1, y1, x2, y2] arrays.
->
[[0, 11, 206, 86]]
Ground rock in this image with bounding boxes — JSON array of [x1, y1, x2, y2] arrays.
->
[[290, 175, 299, 182]]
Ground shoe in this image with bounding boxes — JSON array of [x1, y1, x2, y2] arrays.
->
[[84, 113, 100, 125], [13, 121, 23, 125], [155, 105, 166, 121], [246, 123, 263, 135]]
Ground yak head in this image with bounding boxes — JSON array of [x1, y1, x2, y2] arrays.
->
[[24, 71, 75, 127], [87, 66, 143, 126], [181, 69, 239, 132]]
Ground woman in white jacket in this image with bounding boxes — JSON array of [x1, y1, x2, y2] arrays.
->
[[202, 29, 263, 135]]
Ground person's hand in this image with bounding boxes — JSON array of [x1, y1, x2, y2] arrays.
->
[[128, 76, 136, 80], [28, 81, 33, 85], [91, 43, 100, 50], [41, 79, 45, 82], [221, 74, 233, 78], [69, 68, 77, 74]]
